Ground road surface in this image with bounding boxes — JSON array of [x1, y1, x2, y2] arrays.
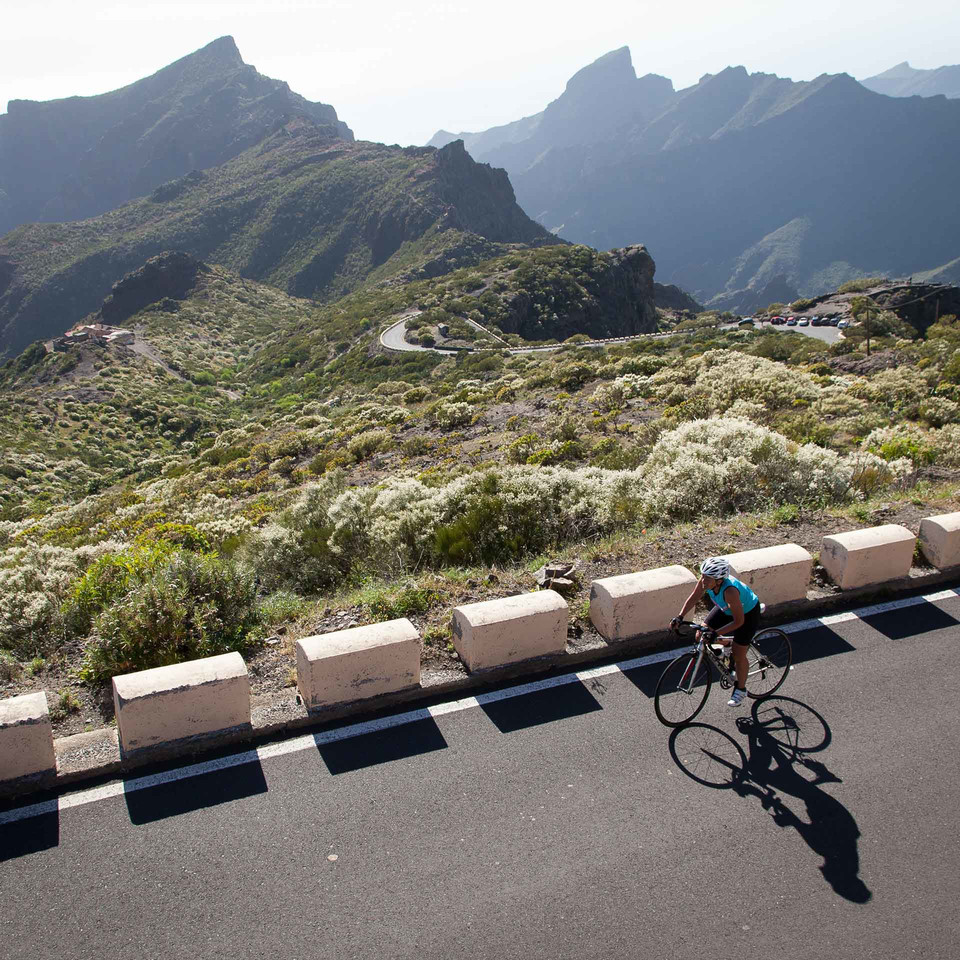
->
[[3, 587, 960, 959]]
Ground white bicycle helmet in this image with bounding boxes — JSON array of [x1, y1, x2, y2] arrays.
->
[[699, 556, 730, 579]]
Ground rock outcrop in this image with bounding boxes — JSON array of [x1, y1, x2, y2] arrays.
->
[[96, 252, 209, 326], [497, 244, 658, 341]]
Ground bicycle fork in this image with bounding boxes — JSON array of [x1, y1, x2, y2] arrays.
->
[[680, 645, 706, 693]]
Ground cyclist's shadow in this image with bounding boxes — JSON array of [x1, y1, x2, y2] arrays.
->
[[669, 697, 872, 904], [735, 697, 871, 904]]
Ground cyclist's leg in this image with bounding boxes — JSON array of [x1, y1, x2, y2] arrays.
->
[[704, 606, 733, 644], [730, 605, 762, 689]]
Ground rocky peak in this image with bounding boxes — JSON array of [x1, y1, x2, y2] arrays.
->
[[539, 47, 660, 148], [562, 47, 637, 99]]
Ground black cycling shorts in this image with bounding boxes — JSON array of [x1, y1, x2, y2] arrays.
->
[[705, 602, 761, 646]]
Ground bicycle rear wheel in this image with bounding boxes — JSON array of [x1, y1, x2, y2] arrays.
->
[[745, 628, 792, 699], [655, 652, 711, 727]]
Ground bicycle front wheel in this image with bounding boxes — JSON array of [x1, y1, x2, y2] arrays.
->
[[745, 628, 792, 699], [655, 652, 711, 727]]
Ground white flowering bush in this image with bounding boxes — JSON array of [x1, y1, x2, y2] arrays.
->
[[240, 473, 348, 591], [851, 367, 932, 415], [649, 351, 820, 413], [432, 402, 472, 430], [932, 425, 960, 466], [0, 541, 122, 655], [640, 418, 854, 519], [918, 396, 960, 427]]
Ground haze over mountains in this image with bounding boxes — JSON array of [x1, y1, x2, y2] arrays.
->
[[431, 48, 960, 310]]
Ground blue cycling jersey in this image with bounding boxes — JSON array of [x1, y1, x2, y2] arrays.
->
[[706, 576, 759, 615]]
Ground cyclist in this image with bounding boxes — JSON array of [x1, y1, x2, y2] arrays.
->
[[671, 556, 761, 707]]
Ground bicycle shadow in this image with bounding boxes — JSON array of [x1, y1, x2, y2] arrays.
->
[[735, 697, 872, 904], [668, 697, 872, 904]]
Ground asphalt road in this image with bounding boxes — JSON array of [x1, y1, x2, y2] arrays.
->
[[3, 588, 960, 960], [723, 322, 841, 344]]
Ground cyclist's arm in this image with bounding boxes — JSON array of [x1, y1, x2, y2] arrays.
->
[[675, 578, 707, 621], [722, 585, 745, 632]]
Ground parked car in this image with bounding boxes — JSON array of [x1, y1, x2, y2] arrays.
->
[[811, 316, 822, 326], [787, 317, 798, 326], [829, 317, 840, 326], [738, 318, 755, 327], [837, 319, 849, 329], [798, 317, 809, 326]]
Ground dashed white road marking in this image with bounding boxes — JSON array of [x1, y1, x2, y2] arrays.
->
[[2, 587, 957, 826]]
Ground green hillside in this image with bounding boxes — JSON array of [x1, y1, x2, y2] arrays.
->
[[2, 246, 959, 721], [0, 125, 555, 356]]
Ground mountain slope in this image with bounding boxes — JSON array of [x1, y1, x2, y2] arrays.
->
[[861, 62, 960, 99], [0, 36, 352, 236], [0, 125, 556, 356], [435, 48, 960, 307]]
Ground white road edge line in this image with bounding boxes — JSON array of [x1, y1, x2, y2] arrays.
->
[[2, 588, 958, 825]]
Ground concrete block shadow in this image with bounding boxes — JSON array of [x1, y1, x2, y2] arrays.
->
[[124, 759, 268, 824], [0, 806, 59, 861], [860, 601, 959, 641], [479, 680, 602, 733], [316, 716, 447, 775]]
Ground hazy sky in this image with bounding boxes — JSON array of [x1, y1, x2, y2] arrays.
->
[[3, 0, 959, 145]]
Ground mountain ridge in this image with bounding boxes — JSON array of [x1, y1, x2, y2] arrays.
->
[[429, 48, 960, 309], [0, 36, 353, 236], [861, 61, 960, 99]]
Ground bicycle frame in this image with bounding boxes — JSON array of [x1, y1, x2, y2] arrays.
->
[[677, 634, 730, 692]]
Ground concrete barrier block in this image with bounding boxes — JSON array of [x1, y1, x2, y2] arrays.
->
[[918, 512, 960, 570], [112, 652, 250, 757], [820, 524, 915, 590], [0, 692, 57, 784], [590, 565, 698, 640], [296, 618, 421, 710], [452, 591, 568, 671], [726, 544, 813, 606]]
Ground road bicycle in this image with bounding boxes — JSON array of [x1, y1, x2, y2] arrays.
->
[[654, 619, 792, 727]]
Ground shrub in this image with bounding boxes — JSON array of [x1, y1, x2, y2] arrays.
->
[[240, 473, 347, 593], [134, 522, 211, 552], [402, 387, 430, 405], [931, 424, 960, 466], [790, 298, 816, 311], [918, 396, 960, 427], [640, 417, 854, 519], [348, 429, 393, 462], [506, 434, 541, 464], [0, 650, 21, 681], [0, 544, 111, 656], [862, 425, 936, 465], [79, 551, 261, 684], [63, 541, 178, 640], [432, 402, 472, 430], [838, 276, 885, 294]]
